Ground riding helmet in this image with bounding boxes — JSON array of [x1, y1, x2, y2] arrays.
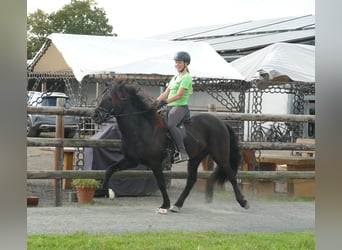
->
[[173, 51, 191, 64]]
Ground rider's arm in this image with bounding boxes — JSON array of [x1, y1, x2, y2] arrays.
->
[[164, 87, 186, 103], [156, 88, 170, 101]]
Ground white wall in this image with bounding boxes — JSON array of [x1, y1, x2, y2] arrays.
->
[[244, 91, 291, 141], [260, 93, 290, 114]]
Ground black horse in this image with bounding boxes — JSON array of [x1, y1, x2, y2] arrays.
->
[[93, 79, 249, 213]]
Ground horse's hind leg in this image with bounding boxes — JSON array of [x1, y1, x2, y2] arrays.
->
[[171, 158, 201, 212], [213, 159, 248, 209], [205, 168, 219, 203], [227, 171, 249, 209], [205, 166, 248, 207]]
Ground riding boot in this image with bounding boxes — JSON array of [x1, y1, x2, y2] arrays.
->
[[174, 150, 189, 163]]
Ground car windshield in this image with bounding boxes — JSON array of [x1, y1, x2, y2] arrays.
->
[[41, 97, 73, 108]]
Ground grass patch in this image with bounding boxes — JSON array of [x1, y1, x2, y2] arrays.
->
[[28, 231, 314, 249]]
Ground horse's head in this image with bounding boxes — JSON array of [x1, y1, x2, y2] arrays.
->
[[93, 79, 163, 129], [92, 80, 123, 124], [93, 79, 139, 124], [93, 87, 113, 124]]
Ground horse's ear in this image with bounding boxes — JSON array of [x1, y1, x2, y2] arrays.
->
[[127, 83, 139, 96], [105, 81, 112, 88], [115, 81, 128, 101]]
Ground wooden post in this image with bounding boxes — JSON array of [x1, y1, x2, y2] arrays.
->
[[54, 98, 64, 207], [208, 104, 216, 112], [63, 148, 75, 189], [41, 81, 47, 92]]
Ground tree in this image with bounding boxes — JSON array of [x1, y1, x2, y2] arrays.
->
[[27, 0, 114, 59], [51, 0, 113, 35], [27, 9, 54, 59]]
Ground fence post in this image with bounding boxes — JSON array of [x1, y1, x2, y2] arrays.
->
[[54, 98, 64, 207], [208, 104, 216, 112]]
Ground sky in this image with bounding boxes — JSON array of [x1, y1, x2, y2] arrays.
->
[[27, 0, 315, 38]]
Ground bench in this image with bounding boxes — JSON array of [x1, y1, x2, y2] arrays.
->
[[248, 153, 315, 197], [292, 138, 315, 157], [258, 154, 315, 170], [40, 147, 77, 189]]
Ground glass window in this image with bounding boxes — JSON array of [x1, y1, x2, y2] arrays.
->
[[41, 97, 72, 107]]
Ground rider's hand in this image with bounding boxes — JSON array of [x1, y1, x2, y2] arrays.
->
[[155, 100, 168, 109]]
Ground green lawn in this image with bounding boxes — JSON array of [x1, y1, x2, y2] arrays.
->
[[28, 231, 314, 250]]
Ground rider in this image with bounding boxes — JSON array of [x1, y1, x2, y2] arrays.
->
[[156, 51, 192, 163]]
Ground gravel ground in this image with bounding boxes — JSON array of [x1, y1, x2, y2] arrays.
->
[[27, 145, 315, 235]]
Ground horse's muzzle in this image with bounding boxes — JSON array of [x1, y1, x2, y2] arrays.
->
[[92, 109, 104, 124]]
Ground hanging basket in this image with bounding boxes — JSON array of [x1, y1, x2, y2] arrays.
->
[[75, 187, 96, 203]]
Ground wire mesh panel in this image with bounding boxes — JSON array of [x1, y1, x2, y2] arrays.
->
[[27, 72, 315, 170]]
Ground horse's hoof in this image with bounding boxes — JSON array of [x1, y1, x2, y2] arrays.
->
[[205, 198, 213, 203], [169, 205, 181, 213], [108, 188, 115, 200], [243, 201, 250, 209], [156, 208, 168, 214]]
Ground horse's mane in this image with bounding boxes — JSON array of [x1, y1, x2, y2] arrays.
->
[[110, 79, 164, 131]]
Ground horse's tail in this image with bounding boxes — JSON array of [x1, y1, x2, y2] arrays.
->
[[217, 122, 241, 185]]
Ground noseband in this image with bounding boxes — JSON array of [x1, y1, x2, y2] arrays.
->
[[94, 106, 113, 122], [94, 103, 124, 122]]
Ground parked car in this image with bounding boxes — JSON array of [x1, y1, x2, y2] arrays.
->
[[27, 91, 78, 138]]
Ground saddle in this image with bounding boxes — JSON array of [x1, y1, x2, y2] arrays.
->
[[159, 108, 191, 136]]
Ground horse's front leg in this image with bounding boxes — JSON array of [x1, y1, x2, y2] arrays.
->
[[151, 163, 170, 210], [101, 158, 134, 196]]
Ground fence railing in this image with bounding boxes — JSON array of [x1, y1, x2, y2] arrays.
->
[[27, 138, 315, 151], [27, 170, 315, 180], [27, 106, 315, 123], [27, 105, 316, 206]]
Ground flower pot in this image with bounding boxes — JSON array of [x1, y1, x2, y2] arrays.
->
[[27, 196, 39, 207], [75, 187, 96, 203]]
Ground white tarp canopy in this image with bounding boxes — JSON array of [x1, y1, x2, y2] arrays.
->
[[30, 33, 244, 82], [231, 42, 315, 82]]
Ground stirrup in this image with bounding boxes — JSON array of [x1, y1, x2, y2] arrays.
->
[[174, 152, 189, 163]]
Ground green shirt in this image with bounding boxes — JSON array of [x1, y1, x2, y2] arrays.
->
[[167, 72, 192, 106]]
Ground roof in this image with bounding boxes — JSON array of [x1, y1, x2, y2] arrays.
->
[[27, 91, 69, 105], [231, 42, 315, 82], [150, 15, 315, 61], [28, 33, 244, 82]]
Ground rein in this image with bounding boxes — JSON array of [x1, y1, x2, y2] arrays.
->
[[112, 110, 150, 117], [97, 104, 150, 119]]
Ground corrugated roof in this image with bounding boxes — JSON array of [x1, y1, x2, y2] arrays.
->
[[150, 15, 315, 60], [208, 29, 315, 52]]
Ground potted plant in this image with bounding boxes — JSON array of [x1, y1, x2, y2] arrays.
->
[[72, 179, 100, 204]]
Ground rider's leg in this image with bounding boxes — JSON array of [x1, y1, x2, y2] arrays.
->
[[167, 106, 189, 162]]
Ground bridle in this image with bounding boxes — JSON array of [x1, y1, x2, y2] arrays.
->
[[94, 97, 151, 124], [94, 83, 155, 124], [93, 86, 118, 122], [94, 105, 116, 122]]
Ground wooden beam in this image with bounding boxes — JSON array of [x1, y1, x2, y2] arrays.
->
[[27, 138, 315, 150], [27, 170, 315, 180]]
